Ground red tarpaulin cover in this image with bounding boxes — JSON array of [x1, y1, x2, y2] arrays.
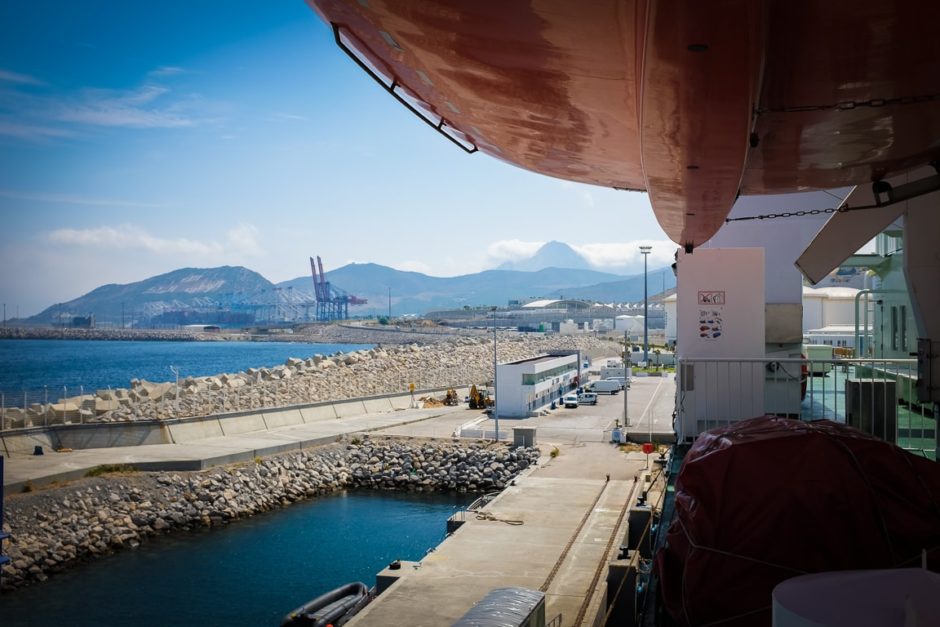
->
[[654, 416, 940, 626]]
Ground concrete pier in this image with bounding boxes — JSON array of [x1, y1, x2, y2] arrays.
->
[[351, 379, 674, 626]]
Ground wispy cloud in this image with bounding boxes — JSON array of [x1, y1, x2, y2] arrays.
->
[[0, 189, 175, 209], [48, 225, 221, 255], [55, 85, 199, 128], [485, 239, 545, 264], [0, 69, 45, 86], [575, 241, 677, 269], [272, 112, 309, 122], [0, 119, 74, 140], [395, 260, 432, 274], [225, 223, 264, 257], [0, 66, 221, 140], [45, 223, 264, 258], [148, 66, 186, 78]]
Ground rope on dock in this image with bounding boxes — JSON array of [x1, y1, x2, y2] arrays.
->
[[474, 511, 524, 526]]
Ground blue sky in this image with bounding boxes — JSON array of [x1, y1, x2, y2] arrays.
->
[[0, 0, 673, 317]]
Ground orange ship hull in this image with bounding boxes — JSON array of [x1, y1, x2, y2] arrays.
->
[[306, 0, 940, 248]]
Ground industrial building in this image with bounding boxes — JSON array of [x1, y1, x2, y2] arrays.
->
[[428, 298, 664, 335], [495, 352, 580, 418]]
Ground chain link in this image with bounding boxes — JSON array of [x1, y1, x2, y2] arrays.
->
[[756, 93, 940, 115], [725, 204, 883, 223]]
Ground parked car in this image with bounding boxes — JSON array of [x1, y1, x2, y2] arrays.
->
[[578, 392, 598, 405], [563, 393, 579, 408]]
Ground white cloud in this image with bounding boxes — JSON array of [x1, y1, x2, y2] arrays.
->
[[485, 239, 545, 264], [395, 260, 432, 274], [48, 225, 223, 255], [0, 119, 74, 140], [0, 189, 175, 209], [225, 223, 263, 257], [574, 240, 677, 270], [0, 69, 45, 86], [45, 223, 266, 258], [55, 85, 199, 128], [272, 112, 309, 122], [148, 66, 186, 78]]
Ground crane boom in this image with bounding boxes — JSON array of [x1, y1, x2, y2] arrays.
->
[[309, 254, 368, 320]]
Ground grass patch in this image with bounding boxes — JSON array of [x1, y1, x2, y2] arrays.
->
[[85, 464, 137, 477], [550, 446, 560, 458]]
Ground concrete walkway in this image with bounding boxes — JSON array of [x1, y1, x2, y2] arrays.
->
[[2, 405, 467, 491], [348, 439, 646, 627]]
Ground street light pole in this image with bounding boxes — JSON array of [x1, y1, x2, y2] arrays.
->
[[492, 307, 499, 442], [640, 245, 652, 364], [623, 330, 630, 428]]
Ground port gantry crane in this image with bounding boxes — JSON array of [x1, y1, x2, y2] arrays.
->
[[310, 256, 367, 321]]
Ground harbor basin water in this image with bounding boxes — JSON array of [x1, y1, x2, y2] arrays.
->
[[0, 489, 472, 626], [0, 339, 371, 400]]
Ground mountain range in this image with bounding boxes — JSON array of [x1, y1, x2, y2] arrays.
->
[[28, 242, 676, 324]]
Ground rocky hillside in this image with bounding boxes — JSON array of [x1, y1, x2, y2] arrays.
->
[[28, 266, 273, 326]]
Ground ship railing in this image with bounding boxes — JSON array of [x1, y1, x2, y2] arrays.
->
[[447, 491, 502, 527], [675, 356, 935, 459]]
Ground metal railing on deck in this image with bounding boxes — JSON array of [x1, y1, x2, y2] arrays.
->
[[676, 356, 936, 459]]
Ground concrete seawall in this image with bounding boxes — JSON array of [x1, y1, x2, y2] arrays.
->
[[0, 386, 468, 458]]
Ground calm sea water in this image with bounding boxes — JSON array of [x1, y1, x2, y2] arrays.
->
[[0, 490, 472, 627], [0, 339, 372, 398]]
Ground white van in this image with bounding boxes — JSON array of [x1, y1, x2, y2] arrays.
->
[[589, 380, 620, 394], [563, 393, 579, 408], [578, 392, 598, 405], [605, 376, 627, 390]]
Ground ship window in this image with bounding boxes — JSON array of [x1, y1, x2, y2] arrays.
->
[[901, 306, 908, 351], [891, 306, 898, 351]]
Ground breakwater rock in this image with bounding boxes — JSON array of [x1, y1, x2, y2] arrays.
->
[[5, 334, 617, 425], [0, 438, 539, 590]]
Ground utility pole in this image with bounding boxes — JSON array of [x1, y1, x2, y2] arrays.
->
[[492, 306, 499, 443], [640, 245, 652, 364], [388, 287, 391, 319], [623, 330, 630, 428]]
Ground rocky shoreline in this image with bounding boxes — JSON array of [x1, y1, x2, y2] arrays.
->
[[0, 437, 541, 591], [3, 334, 617, 425], [0, 322, 486, 345]]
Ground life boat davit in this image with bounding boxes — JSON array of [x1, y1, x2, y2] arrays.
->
[[281, 581, 372, 627]]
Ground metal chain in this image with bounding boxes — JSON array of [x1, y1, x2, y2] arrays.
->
[[756, 92, 940, 115], [724, 199, 895, 222], [726, 205, 846, 222]]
